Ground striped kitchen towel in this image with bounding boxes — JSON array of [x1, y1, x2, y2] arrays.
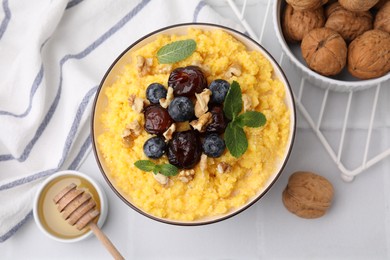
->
[[0, 0, 241, 242]]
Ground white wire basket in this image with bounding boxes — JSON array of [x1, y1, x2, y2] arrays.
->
[[223, 0, 390, 182]]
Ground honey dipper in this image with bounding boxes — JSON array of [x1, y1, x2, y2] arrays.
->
[[54, 183, 124, 260]]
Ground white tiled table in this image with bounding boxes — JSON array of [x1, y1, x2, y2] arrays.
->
[[2, 1, 390, 259]]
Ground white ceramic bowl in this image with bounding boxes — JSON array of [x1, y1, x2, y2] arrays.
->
[[33, 170, 108, 243], [92, 23, 296, 225], [273, 0, 390, 92]]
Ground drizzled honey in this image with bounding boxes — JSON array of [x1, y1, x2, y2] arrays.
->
[[37, 175, 101, 239]]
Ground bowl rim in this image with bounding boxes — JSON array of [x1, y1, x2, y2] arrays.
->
[[91, 22, 296, 226], [32, 170, 108, 243], [272, 0, 390, 91]]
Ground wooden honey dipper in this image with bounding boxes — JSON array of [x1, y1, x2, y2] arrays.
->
[[54, 183, 124, 260]]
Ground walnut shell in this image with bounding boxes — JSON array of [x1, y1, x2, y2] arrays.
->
[[348, 29, 390, 79], [283, 4, 325, 42], [325, 3, 373, 42], [374, 1, 390, 34], [286, 0, 328, 11], [282, 171, 334, 219], [339, 0, 379, 12], [374, 0, 388, 9], [301, 28, 347, 76]]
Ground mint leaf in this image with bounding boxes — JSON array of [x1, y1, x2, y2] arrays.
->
[[223, 81, 242, 120], [157, 39, 196, 64], [236, 111, 266, 128], [224, 123, 248, 158], [134, 160, 178, 176], [159, 164, 179, 176], [134, 160, 156, 172], [153, 164, 162, 175]]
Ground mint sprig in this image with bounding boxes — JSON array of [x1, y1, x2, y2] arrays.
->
[[134, 160, 179, 176], [157, 39, 196, 64], [223, 81, 267, 158]]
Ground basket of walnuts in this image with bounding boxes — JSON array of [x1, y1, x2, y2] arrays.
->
[[273, 0, 390, 91]]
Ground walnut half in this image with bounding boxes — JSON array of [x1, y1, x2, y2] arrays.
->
[[194, 89, 212, 118], [137, 55, 153, 76], [225, 63, 242, 78], [190, 112, 213, 133], [122, 120, 142, 147]]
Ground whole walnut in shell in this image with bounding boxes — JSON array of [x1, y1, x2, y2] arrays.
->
[[301, 28, 347, 76], [325, 3, 373, 42], [286, 0, 328, 11], [282, 171, 334, 219], [283, 4, 325, 42], [339, 0, 379, 12], [348, 29, 390, 79], [374, 0, 388, 9], [374, 1, 390, 34]]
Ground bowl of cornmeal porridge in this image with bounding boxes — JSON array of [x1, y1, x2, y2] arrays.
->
[[92, 23, 296, 225]]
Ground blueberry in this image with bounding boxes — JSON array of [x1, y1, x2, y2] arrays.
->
[[143, 136, 166, 159], [168, 97, 194, 122], [146, 83, 167, 104], [202, 133, 226, 158], [209, 79, 230, 104]]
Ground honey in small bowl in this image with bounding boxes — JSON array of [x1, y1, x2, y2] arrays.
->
[[33, 171, 107, 242]]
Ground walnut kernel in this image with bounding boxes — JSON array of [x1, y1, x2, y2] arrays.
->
[[136, 55, 153, 76], [159, 87, 174, 108], [178, 169, 195, 183], [132, 97, 148, 113], [121, 120, 142, 147], [153, 173, 169, 186], [242, 94, 252, 112], [194, 89, 212, 118], [225, 63, 242, 78], [190, 112, 213, 133], [217, 162, 232, 174], [200, 154, 208, 172], [163, 123, 176, 141]]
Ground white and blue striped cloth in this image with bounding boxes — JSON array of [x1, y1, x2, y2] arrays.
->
[[0, 0, 241, 242]]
